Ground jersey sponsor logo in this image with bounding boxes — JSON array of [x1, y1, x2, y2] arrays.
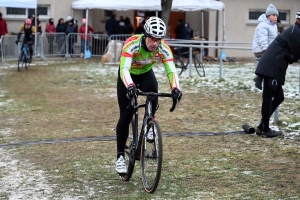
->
[[130, 44, 140, 53], [159, 45, 170, 57]]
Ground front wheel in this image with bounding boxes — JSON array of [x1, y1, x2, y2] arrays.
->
[[18, 51, 25, 72], [25, 49, 30, 70], [120, 119, 136, 181], [193, 55, 205, 77], [141, 119, 163, 193]]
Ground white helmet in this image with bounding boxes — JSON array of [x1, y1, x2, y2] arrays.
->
[[296, 10, 300, 19], [144, 16, 166, 38]]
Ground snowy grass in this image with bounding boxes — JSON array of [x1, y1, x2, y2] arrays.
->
[[0, 60, 299, 199]]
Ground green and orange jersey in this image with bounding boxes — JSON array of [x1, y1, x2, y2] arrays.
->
[[119, 34, 180, 90]]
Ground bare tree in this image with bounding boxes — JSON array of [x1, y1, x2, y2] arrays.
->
[[160, 0, 173, 36]]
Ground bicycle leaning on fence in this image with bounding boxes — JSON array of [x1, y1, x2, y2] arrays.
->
[[173, 47, 205, 77], [120, 90, 179, 193], [16, 41, 32, 72]]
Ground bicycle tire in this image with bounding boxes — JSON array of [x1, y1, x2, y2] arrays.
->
[[121, 119, 136, 181], [25, 49, 30, 70], [173, 55, 184, 76], [193, 55, 205, 77], [18, 51, 25, 72], [141, 119, 163, 193]]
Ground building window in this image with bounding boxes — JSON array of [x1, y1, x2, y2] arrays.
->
[[6, 5, 50, 19], [249, 10, 290, 24]]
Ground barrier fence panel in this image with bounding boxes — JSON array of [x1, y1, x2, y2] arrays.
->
[[1, 35, 18, 63], [42, 32, 66, 58], [65, 33, 109, 60]]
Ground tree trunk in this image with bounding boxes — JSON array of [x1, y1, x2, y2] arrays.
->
[[161, 0, 173, 38]]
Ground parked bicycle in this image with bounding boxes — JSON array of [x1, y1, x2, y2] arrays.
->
[[120, 91, 179, 193], [173, 47, 205, 77], [16, 41, 32, 72]]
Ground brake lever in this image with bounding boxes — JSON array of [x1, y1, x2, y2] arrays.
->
[[169, 98, 178, 112]]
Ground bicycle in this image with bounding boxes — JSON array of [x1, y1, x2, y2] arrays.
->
[[16, 41, 32, 72], [120, 91, 178, 193], [173, 47, 205, 77]]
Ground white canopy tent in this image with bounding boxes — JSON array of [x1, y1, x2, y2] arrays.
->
[[0, 0, 38, 59], [171, 0, 224, 11], [171, 0, 225, 41], [72, 0, 161, 11], [0, 0, 36, 8], [72, 0, 161, 57]]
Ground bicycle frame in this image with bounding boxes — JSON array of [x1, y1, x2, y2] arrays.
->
[[132, 94, 155, 160], [122, 91, 178, 192], [124, 91, 176, 175], [21, 44, 29, 61]]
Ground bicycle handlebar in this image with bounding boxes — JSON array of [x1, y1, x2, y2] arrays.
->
[[136, 91, 178, 112]]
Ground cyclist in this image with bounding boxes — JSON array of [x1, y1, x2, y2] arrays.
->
[[15, 19, 36, 63], [115, 16, 182, 174]]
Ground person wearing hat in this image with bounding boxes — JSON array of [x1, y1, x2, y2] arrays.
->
[[252, 4, 278, 90], [79, 18, 94, 58], [253, 10, 300, 138]]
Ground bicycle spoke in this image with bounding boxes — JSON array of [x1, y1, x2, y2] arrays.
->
[[173, 55, 184, 76], [141, 119, 163, 193], [193, 56, 205, 77], [121, 119, 136, 181], [18, 52, 25, 72]]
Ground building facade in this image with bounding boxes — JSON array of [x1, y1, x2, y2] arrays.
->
[[1, 0, 299, 58]]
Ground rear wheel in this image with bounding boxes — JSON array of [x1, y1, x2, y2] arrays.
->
[[25, 49, 30, 70], [141, 119, 163, 193], [121, 119, 136, 181], [173, 55, 184, 76], [18, 51, 25, 72], [193, 55, 205, 77]]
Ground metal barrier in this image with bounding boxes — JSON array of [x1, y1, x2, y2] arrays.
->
[[1, 35, 22, 64], [0, 33, 109, 63], [167, 41, 288, 124]]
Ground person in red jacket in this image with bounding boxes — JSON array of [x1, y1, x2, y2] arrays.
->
[[0, 12, 8, 40], [79, 18, 94, 58], [45, 18, 56, 54]]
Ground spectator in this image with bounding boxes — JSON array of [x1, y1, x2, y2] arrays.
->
[[182, 22, 193, 40], [125, 17, 133, 34], [28, 15, 33, 21], [105, 14, 117, 36], [254, 11, 300, 138], [134, 18, 145, 34], [79, 18, 94, 58], [0, 12, 8, 39], [252, 4, 278, 90], [65, 16, 72, 28], [45, 18, 56, 54], [277, 18, 284, 34], [174, 19, 185, 39], [56, 18, 65, 54], [117, 16, 127, 34], [65, 19, 77, 55], [32, 14, 42, 56]]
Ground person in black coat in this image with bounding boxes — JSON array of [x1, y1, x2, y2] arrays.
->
[[174, 19, 185, 39], [254, 13, 300, 138], [105, 14, 117, 36]]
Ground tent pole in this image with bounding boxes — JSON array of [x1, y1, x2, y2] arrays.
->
[[201, 11, 204, 37], [84, 9, 89, 58], [223, 9, 226, 42], [34, 7, 37, 56]]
